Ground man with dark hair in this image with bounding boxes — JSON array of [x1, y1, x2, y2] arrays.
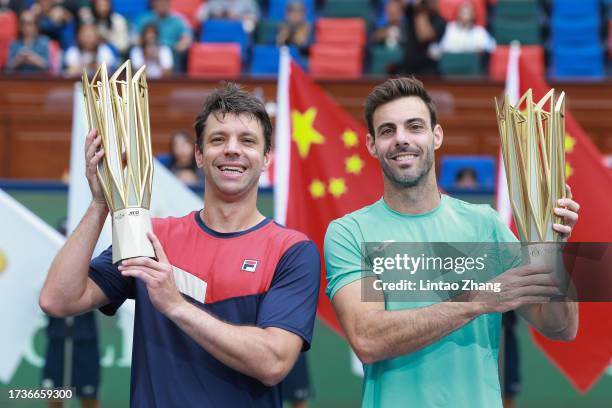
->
[[324, 77, 580, 407], [194, 82, 273, 154], [40, 83, 321, 407]]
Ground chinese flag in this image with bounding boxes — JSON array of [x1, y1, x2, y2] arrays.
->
[[274, 51, 383, 335], [498, 45, 612, 392]]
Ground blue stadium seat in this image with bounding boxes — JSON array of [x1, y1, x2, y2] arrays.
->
[[550, 16, 600, 48], [249, 45, 282, 75], [249, 45, 303, 75], [439, 156, 496, 193], [551, 45, 604, 79], [113, 0, 149, 23], [200, 20, 249, 58], [552, 0, 599, 19], [268, 0, 316, 22]]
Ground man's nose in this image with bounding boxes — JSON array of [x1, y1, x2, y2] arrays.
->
[[394, 128, 411, 145], [224, 136, 240, 155]]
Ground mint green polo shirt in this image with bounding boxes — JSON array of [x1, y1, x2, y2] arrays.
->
[[324, 195, 519, 408]]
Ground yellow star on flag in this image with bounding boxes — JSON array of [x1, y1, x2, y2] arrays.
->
[[329, 178, 347, 198], [345, 154, 365, 175], [292, 108, 325, 158], [309, 179, 326, 198], [564, 133, 576, 153], [566, 162, 573, 179], [342, 130, 359, 148]]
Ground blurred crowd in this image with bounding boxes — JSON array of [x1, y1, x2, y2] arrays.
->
[[0, 0, 610, 78]]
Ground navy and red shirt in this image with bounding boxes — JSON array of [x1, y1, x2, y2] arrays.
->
[[89, 212, 321, 408]]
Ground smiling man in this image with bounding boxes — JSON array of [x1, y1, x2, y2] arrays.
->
[[39, 83, 320, 407], [324, 77, 580, 408]]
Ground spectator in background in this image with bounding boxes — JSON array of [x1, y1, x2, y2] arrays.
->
[[401, 0, 446, 75], [167, 130, 203, 185], [88, 0, 129, 56], [30, 0, 74, 48], [198, 0, 260, 33], [276, 1, 310, 56], [7, 10, 50, 72], [373, 0, 406, 49], [439, 1, 495, 54], [130, 23, 174, 78], [134, 0, 192, 71], [64, 22, 117, 76], [454, 167, 479, 189]]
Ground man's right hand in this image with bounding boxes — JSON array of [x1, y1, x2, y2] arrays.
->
[[85, 129, 107, 208], [472, 264, 564, 314]]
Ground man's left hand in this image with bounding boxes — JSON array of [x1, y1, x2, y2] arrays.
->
[[119, 232, 185, 316], [553, 184, 580, 241]]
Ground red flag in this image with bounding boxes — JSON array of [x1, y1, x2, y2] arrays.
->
[[274, 51, 382, 335], [498, 47, 612, 392]]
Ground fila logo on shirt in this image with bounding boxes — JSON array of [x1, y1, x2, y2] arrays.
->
[[241, 259, 258, 273]]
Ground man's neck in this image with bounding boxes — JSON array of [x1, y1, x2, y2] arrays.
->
[[383, 173, 441, 215], [200, 188, 264, 233]]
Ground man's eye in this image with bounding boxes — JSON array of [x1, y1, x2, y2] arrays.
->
[[381, 128, 392, 135], [243, 138, 255, 145]]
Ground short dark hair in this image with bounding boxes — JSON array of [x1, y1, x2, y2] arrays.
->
[[194, 83, 272, 154], [364, 77, 437, 137]]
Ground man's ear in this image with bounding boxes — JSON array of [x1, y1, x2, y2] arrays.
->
[[195, 144, 204, 168], [366, 133, 377, 158], [433, 124, 443, 150], [262, 150, 271, 172]]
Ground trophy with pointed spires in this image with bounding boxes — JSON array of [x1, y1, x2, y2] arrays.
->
[[495, 89, 566, 243], [82, 61, 155, 263], [495, 88, 572, 299]]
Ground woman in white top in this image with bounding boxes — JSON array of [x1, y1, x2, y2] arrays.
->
[[129, 23, 174, 78], [91, 0, 130, 56], [439, 1, 495, 54], [64, 23, 117, 77]]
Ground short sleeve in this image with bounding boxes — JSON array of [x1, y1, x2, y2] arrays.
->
[[178, 17, 191, 36], [159, 46, 174, 70], [129, 47, 145, 68], [89, 246, 135, 316], [63, 46, 79, 69], [475, 26, 496, 52], [256, 241, 321, 351], [324, 220, 364, 301], [97, 44, 117, 69]]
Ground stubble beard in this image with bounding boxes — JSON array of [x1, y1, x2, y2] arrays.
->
[[379, 144, 434, 189]]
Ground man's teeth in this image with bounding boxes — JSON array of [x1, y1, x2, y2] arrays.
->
[[220, 166, 244, 173], [394, 154, 418, 161]]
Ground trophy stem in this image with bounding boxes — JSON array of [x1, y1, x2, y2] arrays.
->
[[111, 208, 155, 264]]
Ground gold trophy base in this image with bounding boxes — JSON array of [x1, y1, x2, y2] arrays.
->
[[111, 208, 155, 263]]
